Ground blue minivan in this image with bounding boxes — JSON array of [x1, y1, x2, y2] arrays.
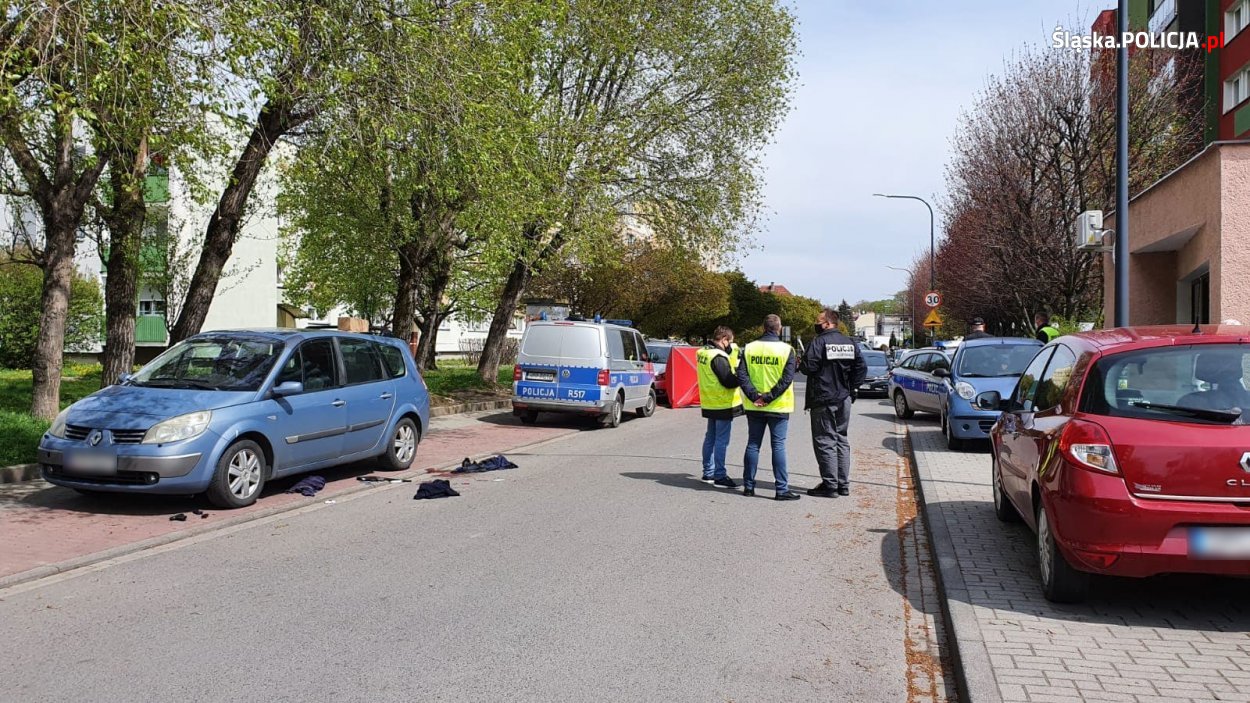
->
[[38, 329, 430, 508], [512, 320, 656, 427]]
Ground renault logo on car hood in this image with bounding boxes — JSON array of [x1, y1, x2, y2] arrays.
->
[[1242, 452, 1250, 473], [88, 430, 103, 446]]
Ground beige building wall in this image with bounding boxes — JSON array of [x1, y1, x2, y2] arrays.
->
[[1103, 143, 1250, 326]]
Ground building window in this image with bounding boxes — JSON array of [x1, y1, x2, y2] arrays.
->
[[1227, 64, 1250, 113], [138, 299, 166, 317], [1191, 273, 1210, 326], [1228, 0, 1250, 40]]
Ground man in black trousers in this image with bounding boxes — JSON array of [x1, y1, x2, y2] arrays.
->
[[800, 308, 867, 497]]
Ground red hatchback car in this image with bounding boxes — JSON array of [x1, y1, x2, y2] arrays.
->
[[983, 325, 1250, 602]]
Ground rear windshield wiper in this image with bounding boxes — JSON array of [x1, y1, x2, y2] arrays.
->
[[1128, 400, 1242, 423]]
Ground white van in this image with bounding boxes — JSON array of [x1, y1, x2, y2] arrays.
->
[[512, 321, 657, 428]]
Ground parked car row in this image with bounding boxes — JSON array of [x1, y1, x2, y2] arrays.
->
[[892, 326, 1250, 603]]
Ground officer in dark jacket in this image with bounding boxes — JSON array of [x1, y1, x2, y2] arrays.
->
[[800, 308, 868, 497]]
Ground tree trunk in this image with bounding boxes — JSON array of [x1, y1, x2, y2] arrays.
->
[[476, 258, 531, 383], [392, 243, 420, 342], [414, 261, 452, 374], [168, 99, 295, 343], [100, 155, 147, 387], [30, 213, 78, 419]]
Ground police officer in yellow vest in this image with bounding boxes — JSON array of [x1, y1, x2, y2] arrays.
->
[[736, 314, 801, 501], [696, 326, 743, 488], [1034, 312, 1060, 343]]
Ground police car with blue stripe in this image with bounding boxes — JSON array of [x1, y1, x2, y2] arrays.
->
[[512, 320, 657, 428]]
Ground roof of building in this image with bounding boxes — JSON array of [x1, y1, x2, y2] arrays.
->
[[758, 283, 792, 297]]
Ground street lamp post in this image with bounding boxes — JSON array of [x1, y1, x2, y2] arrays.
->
[[877, 193, 936, 342], [885, 265, 913, 349]]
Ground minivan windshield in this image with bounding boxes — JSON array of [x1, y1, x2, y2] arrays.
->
[[1082, 344, 1250, 425], [956, 344, 1039, 378], [131, 337, 281, 391]]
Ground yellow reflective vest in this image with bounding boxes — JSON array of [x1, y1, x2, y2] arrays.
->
[[696, 346, 742, 411], [742, 339, 794, 414]]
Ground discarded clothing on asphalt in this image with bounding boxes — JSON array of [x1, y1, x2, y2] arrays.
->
[[285, 475, 326, 497], [453, 455, 518, 473], [357, 475, 412, 483], [414, 479, 460, 499], [169, 513, 187, 522]]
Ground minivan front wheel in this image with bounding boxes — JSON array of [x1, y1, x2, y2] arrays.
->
[[207, 440, 267, 509], [599, 393, 623, 428], [1036, 501, 1090, 603]]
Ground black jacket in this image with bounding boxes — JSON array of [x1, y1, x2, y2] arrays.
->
[[735, 333, 797, 418], [701, 346, 744, 420], [799, 328, 867, 409], [964, 331, 993, 340]]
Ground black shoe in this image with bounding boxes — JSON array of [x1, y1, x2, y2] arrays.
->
[[700, 476, 715, 482], [807, 485, 838, 497], [775, 491, 801, 501], [714, 477, 738, 489], [743, 488, 755, 497], [837, 486, 850, 496]]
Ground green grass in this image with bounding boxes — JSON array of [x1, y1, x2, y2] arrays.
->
[[422, 361, 513, 398], [0, 364, 103, 466]]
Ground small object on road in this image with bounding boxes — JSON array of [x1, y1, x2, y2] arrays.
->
[[285, 475, 326, 497], [191, 508, 203, 515], [324, 499, 337, 504], [200, 513, 208, 519], [453, 455, 518, 473], [169, 513, 187, 522], [414, 479, 460, 499], [357, 475, 412, 483]]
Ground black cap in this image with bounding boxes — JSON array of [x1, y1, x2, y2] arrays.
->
[[971, 317, 985, 326]]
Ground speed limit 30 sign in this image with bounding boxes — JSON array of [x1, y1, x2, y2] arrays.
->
[[924, 291, 942, 308]]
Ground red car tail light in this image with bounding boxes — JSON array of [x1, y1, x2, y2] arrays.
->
[[597, 369, 611, 386], [513, 365, 523, 382], [1059, 419, 1120, 474]]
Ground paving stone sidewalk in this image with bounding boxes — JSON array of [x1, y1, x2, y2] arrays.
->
[[0, 410, 578, 584], [907, 417, 1250, 703]]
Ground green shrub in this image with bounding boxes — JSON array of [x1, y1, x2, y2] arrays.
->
[[0, 262, 103, 368]]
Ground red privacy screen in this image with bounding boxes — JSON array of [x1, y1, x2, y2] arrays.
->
[[666, 346, 701, 409]]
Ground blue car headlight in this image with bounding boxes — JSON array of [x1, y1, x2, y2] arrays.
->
[[955, 381, 976, 401], [143, 411, 212, 444], [47, 407, 70, 438]]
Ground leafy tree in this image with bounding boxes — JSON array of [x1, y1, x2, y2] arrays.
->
[[837, 299, 853, 330], [775, 293, 822, 344], [0, 259, 103, 369], [474, 0, 797, 382]]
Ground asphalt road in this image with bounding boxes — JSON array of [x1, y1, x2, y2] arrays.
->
[[0, 390, 950, 702]]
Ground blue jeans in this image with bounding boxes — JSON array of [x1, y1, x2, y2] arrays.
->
[[743, 414, 789, 493], [701, 418, 733, 479]]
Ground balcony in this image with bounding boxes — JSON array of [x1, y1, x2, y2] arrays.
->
[[1148, 0, 1178, 35], [135, 315, 168, 345]]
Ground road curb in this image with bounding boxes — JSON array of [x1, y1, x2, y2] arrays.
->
[[429, 398, 512, 418], [0, 463, 39, 484], [0, 401, 517, 485], [903, 421, 1003, 703], [0, 425, 577, 592]]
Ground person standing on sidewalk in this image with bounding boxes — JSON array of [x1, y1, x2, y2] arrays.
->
[[1034, 312, 1060, 343], [737, 314, 801, 501], [801, 308, 867, 498], [696, 326, 742, 488]]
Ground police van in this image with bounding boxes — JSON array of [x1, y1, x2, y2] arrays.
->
[[512, 320, 656, 428]]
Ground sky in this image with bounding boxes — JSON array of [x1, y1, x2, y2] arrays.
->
[[742, 0, 1101, 306]]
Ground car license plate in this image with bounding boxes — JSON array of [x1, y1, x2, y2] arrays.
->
[[525, 371, 555, 382], [64, 450, 117, 475], [1189, 527, 1250, 559]]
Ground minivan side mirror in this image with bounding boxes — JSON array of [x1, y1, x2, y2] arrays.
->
[[932, 367, 950, 378], [117, 373, 133, 385], [272, 381, 304, 397], [975, 390, 1003, 411]]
